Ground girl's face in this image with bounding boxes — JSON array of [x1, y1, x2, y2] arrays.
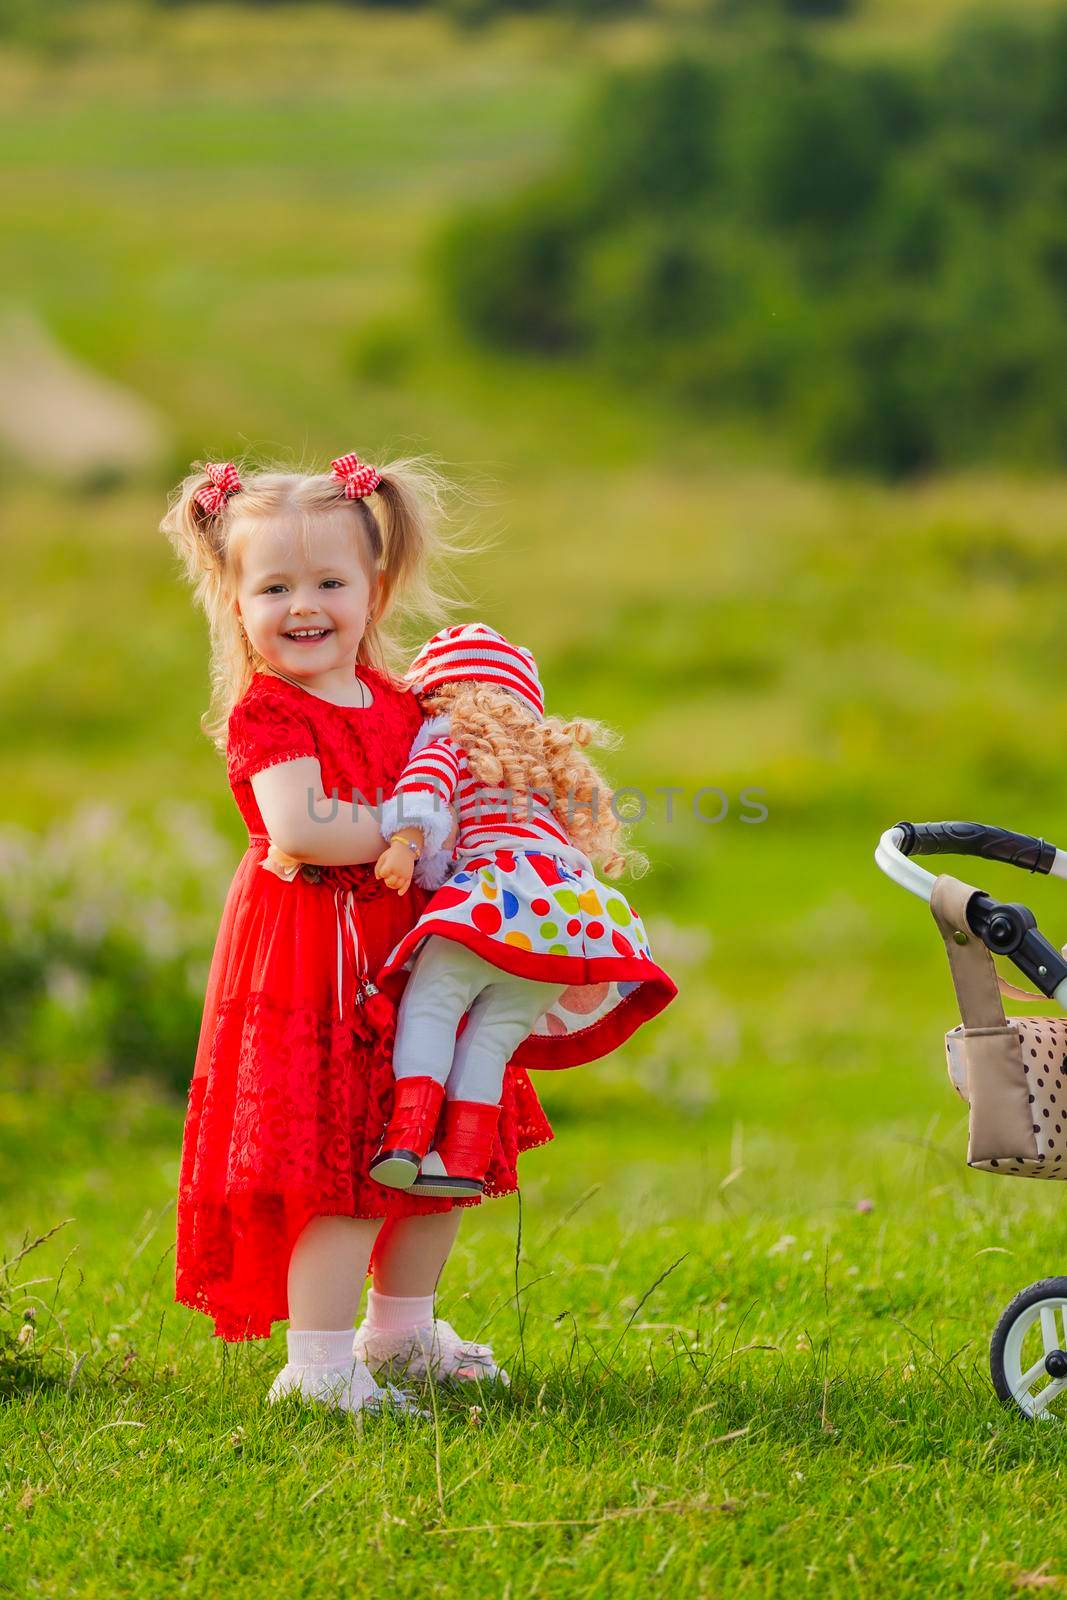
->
[[233, 513, 380, 681]]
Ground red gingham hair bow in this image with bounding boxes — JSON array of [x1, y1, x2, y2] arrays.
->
[[330, 453, 382, 500], [193, 462, 242, 516]]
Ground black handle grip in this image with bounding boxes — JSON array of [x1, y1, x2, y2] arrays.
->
[[894, 821, 1056, 876]]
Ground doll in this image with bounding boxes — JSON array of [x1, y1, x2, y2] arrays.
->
[[368, 622, 678, 1198]]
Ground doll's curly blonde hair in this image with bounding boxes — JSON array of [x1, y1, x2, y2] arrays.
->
[[420, 680, 648, 880]]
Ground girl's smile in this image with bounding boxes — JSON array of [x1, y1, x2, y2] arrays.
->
[[284, 627, 332, 644]]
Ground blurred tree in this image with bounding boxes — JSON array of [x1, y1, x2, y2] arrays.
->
[[572, 55, 724, 220], [154, 0, 650, 15], [0, 0, 82, 49], [714, 0, 856, 20], [728, 52, 888, 236], [434, 176, 592, 352], [436, 11, 1067, 478]]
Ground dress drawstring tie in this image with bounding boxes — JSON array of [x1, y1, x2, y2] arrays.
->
[[332, 882, 379, 1025], [255, 839, 381, 1025]]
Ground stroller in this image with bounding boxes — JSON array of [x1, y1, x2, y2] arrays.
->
[[877, 820, 1067, 1420]]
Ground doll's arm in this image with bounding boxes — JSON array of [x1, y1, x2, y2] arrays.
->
[[378, 735, 461, 859], [373, 734, 462, 893], [373, 825, 425, 896]]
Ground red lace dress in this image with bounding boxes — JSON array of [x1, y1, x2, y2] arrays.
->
[[174, 664, 553, 1342]]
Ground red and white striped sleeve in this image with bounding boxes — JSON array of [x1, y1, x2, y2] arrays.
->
[[393, 737, 462, 807], [379, 734, 462, 860]]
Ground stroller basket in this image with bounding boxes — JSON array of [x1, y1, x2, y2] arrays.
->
[[877, 821, 1067, 1178]]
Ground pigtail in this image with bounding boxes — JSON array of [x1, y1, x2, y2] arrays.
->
[[160, 464, 256, 753], [359, 455, 469, 675], [160, 466, 229, 582]]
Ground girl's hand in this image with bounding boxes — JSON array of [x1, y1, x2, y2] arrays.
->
[[374, 841, 416, 895], [262, 843, 304, 881]]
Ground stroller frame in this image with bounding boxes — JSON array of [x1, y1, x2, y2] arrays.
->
[[877, 820, 1067, 1418]]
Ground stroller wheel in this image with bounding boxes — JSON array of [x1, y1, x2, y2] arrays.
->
[[990, 1279, 1067, 1420]]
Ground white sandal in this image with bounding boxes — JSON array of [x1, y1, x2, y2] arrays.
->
[[266, 1359, 427, 1416], [352, 1318, 510, 1386]]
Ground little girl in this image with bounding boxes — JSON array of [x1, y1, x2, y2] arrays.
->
[[367, 622, 678, 1197], [163, 453, 552, 1413]]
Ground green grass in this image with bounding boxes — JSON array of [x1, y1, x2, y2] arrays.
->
[[7, 4, 1067, 1593], [8, 808, 1067, 1593], [8, 1059, 1067, 1596]]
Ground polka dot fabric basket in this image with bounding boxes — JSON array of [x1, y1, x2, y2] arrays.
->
[[946, 1017, 1067, 1178]]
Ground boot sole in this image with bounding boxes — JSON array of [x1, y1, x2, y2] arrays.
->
[[370, 1150, 421, 1189], [412, 1175, 485, 1197]]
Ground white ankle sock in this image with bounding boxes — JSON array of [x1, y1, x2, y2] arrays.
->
[[286, 1327, 358, 1368], [365, 1289, 435, 1334]]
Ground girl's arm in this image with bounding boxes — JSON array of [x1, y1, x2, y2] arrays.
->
[[250, 757, 390, 865], [252, 757, 460, 868]]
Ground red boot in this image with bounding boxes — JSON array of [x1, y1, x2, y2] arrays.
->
[[370, 1077, 446, 1190], [412, 1100, 501, 1198]]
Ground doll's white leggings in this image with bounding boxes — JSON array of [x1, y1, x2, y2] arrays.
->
[[391, 936, 567, 1105]]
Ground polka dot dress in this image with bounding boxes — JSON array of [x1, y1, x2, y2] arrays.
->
[[376, 850, 677, 1071]]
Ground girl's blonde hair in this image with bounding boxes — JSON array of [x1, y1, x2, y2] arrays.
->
[[420, 680, 648, 880], [161, 455, 462, 752]]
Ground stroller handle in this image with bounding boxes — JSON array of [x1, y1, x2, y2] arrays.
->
[[893, 821, 1057, 875], [876, 822, 1067, 904], [875, 820, 1067, 1003]]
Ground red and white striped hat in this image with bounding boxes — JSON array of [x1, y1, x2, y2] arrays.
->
[[404, 623, 544, 720]]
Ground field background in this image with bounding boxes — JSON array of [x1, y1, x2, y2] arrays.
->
[[6, 2, 1067, 1594]]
